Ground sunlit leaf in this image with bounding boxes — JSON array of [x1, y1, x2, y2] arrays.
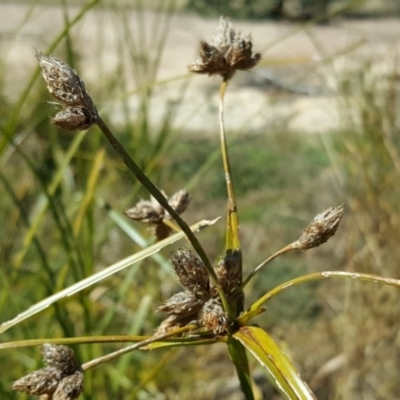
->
[[0, 218, 219, 334], [234, 326, 316, 400]]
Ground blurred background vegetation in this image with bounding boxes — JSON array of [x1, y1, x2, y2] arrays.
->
[[1, 0, 400, 399]]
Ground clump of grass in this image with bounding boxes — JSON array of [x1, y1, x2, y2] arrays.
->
[[318, 59, 400, 399], [2, 8, 400, 400]]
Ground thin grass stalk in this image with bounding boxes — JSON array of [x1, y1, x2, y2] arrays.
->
[[219, 79, 240, 251], [0, 335, 219, 350], [249, 271, 400, 312], [81, 325, 196, 371], [0, 172, 77, 339], [0, 218, 216, 334], [242, 243, 294, 288], [95, 117, 232, 317], [131, 349, 176, 397], [6, 140, 86, 282], [0, 171, 55, 287], [12, 129, 87, 269]]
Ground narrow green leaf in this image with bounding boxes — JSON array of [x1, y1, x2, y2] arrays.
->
[[73, 149, 105, 236], [250, 271, 400, 312], [13, 131, 87, 269], [0, 218, 219, 334], [227, 336, 255, 400], [234, 326, 316, 400]]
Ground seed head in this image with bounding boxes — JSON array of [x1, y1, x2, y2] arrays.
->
[[124, 190, 191, 240], [13, 368, 62, 395], [188, 17, 261, 79], [124, 197, 165, 224], [35, 50, 98, 131], [211, 250, 242, 298], [165, 190, 191, 218], [156, 291, 204, 316], [52, 371, 84, 400], [294, 204, 345, 250], [201, 298, 228, 334], [51, 106, 98, 131], [171, 248, 210, 300], [41, 344, 78, 376], [12, 344, 83, 399]]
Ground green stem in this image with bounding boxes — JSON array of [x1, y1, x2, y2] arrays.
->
[[219, 79, 240, 251], [241, 243, 295, 288], [250, 271, 400, 312], [96, 117, 232, 317], [227, 337, 254, 400], [81, 325, 195, 371]]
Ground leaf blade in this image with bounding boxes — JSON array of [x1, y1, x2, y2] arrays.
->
[[234, 326, 316, 400], [0, 218, 219, 334]]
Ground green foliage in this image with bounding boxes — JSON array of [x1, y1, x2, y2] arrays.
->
[[168, 132, 329, 201], [2, 1, 400, 400]]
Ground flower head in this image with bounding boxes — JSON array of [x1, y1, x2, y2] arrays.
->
[[188, 17, 261, 79], [156, 250, 239, 335], [294, 204, 345, 250], [13, 344, 83, 400], [36, 51, 98, 131], [124, 189, 190, 240]]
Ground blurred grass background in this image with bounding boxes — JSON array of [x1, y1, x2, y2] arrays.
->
[[1, 0, 400, 399]]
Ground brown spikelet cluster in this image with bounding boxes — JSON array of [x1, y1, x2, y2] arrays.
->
[[12, 344, 83, 400], [201, 298, 228, 335], [124, 189, 190, 240], [156, 249, 241, 334], [188, 17, 261, 79], [211, 250, 241, 296], [36, 51, 98, 131], [293, 204, 345, 251]]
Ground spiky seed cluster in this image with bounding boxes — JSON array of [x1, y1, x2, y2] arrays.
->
[[188, 17, 261, 79], [171, 249, 210, 300], [36, 51, 98, 131], [201, 298, 228, 334], [41, 343, 78, 375], [157, 249, 241, 334], [157, 291, 204, 315], [294, 204, 345, 250], [125, 189, 190, 240], [211, 250, 241, 297], [52, 372, 84, 400], [12, 344, 83, 400]]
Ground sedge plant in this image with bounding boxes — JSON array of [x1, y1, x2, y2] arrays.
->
[[3, 16, 400, 400]]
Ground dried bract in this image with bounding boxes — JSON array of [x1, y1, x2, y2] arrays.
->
[[157, 291, 204, 315], [53, 371, 84, 400], [156, 314, 197, 334], [36, 51, 98, 131], [211, 250, 242, 298], [124, 198, 165, 224], [51, 106, 98, 131], [171, 249, 210, 300], [188, 17, 261, 79], [13, 368, 61, 395], [294, 204, 345, 250], [124, 190, 190, 240], [201, 298, 228, 334], [166, 190, 191, 218]]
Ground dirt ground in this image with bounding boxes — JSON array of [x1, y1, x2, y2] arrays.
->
[[1, 2, 400, 134]]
